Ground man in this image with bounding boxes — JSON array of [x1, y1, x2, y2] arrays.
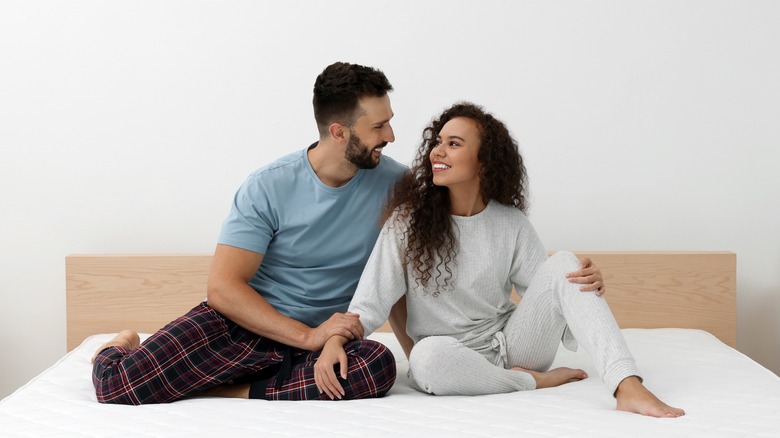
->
[[92, 62, 605, 404], [92, 62, 406, 403]]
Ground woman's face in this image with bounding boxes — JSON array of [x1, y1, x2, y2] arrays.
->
[[430, 117, 482, 191]]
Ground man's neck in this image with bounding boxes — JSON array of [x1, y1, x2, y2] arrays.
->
[[307, 140, 359, 188]]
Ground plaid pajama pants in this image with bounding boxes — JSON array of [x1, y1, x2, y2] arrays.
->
[[92, 302, 396, 404]]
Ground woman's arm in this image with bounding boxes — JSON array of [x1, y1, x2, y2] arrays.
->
[[348, 218, 410, 335], [509, 214, 605, 296], [315, 217, 410, 395], [388, 295, 414, 359]]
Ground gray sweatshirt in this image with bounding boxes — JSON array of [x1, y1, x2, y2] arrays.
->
[[348, 201, 549, 354]]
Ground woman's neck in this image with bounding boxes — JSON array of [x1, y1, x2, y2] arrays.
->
[[448, 187, 487, 217]]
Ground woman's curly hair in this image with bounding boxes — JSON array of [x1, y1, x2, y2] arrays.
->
[[385, 102, 528, 293]]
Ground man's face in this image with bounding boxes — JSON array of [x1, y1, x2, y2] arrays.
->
[[345, 95, 395, 169]]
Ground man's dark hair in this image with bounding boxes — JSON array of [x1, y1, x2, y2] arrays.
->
[[313, 62, 393, 137]]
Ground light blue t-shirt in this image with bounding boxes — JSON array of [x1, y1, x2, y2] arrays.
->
[[218, 145, 407, 327]]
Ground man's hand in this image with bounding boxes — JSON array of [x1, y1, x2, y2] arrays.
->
[[305, 313, 364, 351], [314, 336, 349, 400], [565, 257, 605, 297]]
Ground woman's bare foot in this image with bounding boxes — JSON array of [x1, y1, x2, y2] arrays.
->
[[615, 376, 685, 418], [512, 366, 588, 389], [91, 330, 141, 363]]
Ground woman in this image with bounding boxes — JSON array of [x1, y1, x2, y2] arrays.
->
[[315, 102, 684, 418]]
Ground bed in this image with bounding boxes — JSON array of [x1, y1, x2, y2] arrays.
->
[[2, 251, 779, 437]]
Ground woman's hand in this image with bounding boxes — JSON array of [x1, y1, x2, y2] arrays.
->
[[314, 336, 349, 400], [566, 257, 605, 296]]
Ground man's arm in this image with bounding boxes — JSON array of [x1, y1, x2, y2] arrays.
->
[[566, 257, 606, 296], [206, 244, 363, 351]]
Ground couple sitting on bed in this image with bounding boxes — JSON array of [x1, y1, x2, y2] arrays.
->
[[91, 62, 683, 418]]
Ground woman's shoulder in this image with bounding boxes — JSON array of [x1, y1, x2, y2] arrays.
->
[[486, 202, 544, 252], [487, 201, 531, 224], [386, 204, 410, 223], [380, 205, 412, 236]]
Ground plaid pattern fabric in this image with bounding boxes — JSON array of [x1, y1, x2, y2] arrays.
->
[[92, 302, 396, 404], [258, 338, 397, 400]]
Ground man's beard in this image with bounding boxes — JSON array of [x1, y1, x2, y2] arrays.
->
[[345, 131, 387, 169]]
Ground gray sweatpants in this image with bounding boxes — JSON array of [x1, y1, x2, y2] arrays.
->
[[407, 251, 640, 396]]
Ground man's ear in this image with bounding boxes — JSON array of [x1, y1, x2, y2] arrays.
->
[[328, 123, 349, 143]]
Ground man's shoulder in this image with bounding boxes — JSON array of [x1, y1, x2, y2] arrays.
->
[[373, 154, 409, 179], [247, 149, 306, 182]]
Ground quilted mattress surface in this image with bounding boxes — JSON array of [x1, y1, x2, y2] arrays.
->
[[2, 329, 779, 437]]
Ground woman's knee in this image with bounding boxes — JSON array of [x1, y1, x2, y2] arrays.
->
[[409, 337, 459, 367], [539, 251, 581, 283], [408, 336, 461, 393], [548, 250, 580, 271]]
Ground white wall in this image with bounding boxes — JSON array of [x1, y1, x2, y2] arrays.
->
[[1, 1, 778, 399]]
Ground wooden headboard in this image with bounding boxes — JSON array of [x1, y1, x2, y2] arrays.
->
[[66, 251, 736, 350]]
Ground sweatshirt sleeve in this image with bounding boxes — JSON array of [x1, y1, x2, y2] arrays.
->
[[509, 212, 549, 297], [348, 215, 409, 336]]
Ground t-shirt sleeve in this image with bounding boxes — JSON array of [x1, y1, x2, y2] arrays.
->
[[217, 175, 276, 255], [348, 214, 409, 335], [509, 213, 548, 297]]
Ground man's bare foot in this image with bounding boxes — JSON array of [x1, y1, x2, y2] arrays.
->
[[512, 366, 588, 389], [91, 330, 140, 363], [615, 376, 685, 418]]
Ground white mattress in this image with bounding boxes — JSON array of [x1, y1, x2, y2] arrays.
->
[[2, 329, 779, 437]]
